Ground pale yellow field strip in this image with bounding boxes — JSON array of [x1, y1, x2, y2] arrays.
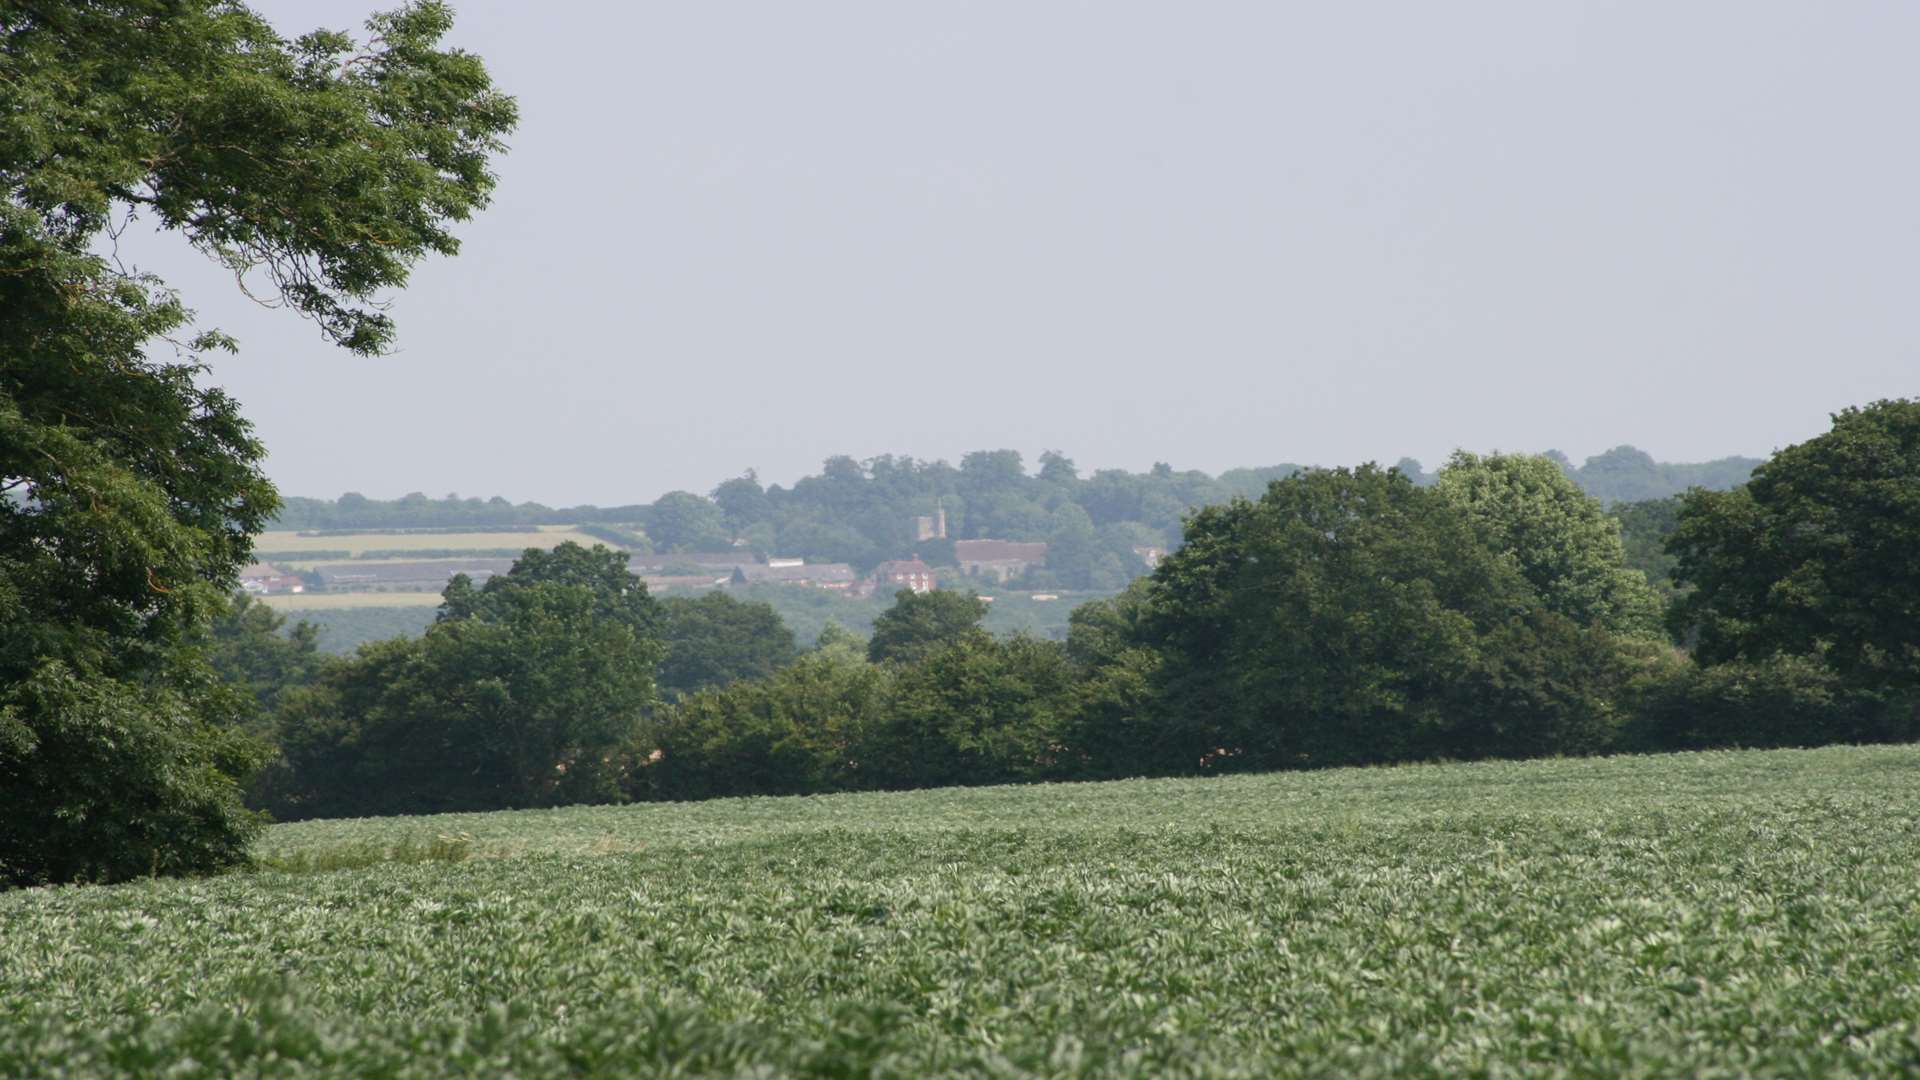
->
[[252, 525, 621, 557], [256, 592, 444, 611]]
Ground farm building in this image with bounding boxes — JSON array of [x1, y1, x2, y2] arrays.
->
[[628, 552, 758, 576], [730, 563, 858, 590], [238, 563, 305, 594], [954, 540, 1048, 582], [639, 574, 728, 592]]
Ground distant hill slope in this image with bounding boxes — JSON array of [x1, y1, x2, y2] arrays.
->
[[1551, 446, 1762, 504], [273, 445, 1757, 532], [267, 446, 1758, 589]]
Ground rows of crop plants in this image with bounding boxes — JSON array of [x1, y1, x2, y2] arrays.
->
[[5, 745, 1918, 1076]]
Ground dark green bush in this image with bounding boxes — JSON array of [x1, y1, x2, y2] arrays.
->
[[1452, 612, 1652, 761], [638, 653, 890, 801], [1, 663, 268, 887], [867, 635, 1077, 788], [1624, 653, 1919, 752]]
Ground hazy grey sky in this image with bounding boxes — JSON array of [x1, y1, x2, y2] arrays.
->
[[151, 1, 1917, 506]]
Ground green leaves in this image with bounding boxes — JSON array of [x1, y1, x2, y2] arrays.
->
[[1670, 399, 1920, 694], [271, 544, 661, 819], [2, 0, 517, 353], [1144, 466, 1538, 769], [867, 589, 990, 665], [1435, 451, 1665, 638], [656, 591, 799, 700], [0, 659, 269, 887], [2, 1, 514, 883]]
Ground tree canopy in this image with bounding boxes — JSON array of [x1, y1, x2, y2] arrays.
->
[[866, 589, 990, 665], [1140, 466, 1641, 770], [2, 0, 515, 353], [274, 544, 658, 818], [645, 491, 733, 553], [656, 591, 799, 700], [1669, 400, 1920, 694], [1434, 451, 1663, 637]]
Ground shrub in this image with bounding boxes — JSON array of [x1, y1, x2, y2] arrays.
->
[[1623, 653, 1920, 752], [638, 654, 890, 801], [1, 663, 268, 888]]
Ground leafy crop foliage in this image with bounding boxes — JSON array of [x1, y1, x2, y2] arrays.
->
[[3, 746, 1918, 1075]]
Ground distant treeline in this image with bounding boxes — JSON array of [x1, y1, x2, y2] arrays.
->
[[270, 446, 1760, 588], [283, 495, 1697, 656], [1543, 446, 1762, 504], [273, 491, 1690, 657], [221, 403, 1913, 823]]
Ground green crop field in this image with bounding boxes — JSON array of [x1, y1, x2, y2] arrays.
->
[[256, 592, 445, 611], [252, 525, 611, 558], [5, 746, 1919, 1076]]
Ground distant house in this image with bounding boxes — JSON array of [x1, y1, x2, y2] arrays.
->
[[639, 574, 728, 592], [954, 540, 1048, 583], [1132, 545, 1168, 570], [869, 558, 936, 596], [628, 552, 757, 576], [310, 558, 517, 592], [238, 563, 305, 595], [730, 562, 858, 591]]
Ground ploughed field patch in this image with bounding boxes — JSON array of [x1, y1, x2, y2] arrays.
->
[[5, 746, 1919, 1076]]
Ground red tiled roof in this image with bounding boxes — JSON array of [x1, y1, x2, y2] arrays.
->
[[874, 559, 934, 577]]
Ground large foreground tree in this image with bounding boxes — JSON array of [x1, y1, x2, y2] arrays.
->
[[0, 1, 514, 885]]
